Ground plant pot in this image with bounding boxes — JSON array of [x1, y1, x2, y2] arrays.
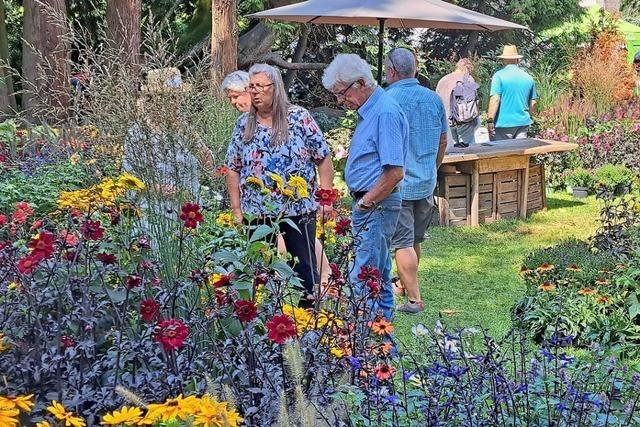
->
[[614, 184, 631, 196], [572, 187, 589, 198]]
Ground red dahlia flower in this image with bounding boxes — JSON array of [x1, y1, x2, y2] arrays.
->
[[59, 229, 79, 247], [80, 220, 105, 240], [357, 265, 381, 282], [28, 230, 56, 261], [96, 252, 117, 265], [12, 202, 34, 224], [0, 214, 6, 226], [140, 298, 160, 323], [215, 289, 229, 306], [179, 202, 204, 228], [315, 188, 340, 206], [17, 255, 39, 274], [30, 219, 44, 231], [212, 273, 234, 288], [126, 275, 143, 289], [60, 335, 76, 348], [234, 300, 258, 323], [266, 314, 296, 344], [155, 319, 189, 351], [334, 217, 351, 236]]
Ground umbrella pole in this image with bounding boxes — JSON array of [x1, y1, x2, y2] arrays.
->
[[377, 18, 386, 85]]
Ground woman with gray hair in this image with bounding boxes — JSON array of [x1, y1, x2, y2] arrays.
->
[[225, 63, 335, 307], [221, 70, 252, 113]]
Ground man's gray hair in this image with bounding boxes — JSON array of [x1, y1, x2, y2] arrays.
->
[[221, 70, 249, 92], [322, 54, 375, 90], [243, 63, 291, 146], [385, 47, 417, 78]]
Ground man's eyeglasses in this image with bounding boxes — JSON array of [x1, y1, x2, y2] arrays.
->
[[333, 80, 357, 97], [247, 83, 274, 93]]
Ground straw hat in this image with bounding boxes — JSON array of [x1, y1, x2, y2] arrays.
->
[[141, 67, 192, 93], [497, 45, 522, 60]]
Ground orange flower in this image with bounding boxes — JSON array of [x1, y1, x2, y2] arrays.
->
[[539, 281, 556, 292], [566, 264, 582, 272], [578, 287, 597, 296], [374, 364, 396, 381], [536, 263, 555, 273], [369, 341, 394, 357], [596, 296, 612, 304], [370, 318, 394, 335], [594, 278, 609, 286], [519, 266, 533, 276]]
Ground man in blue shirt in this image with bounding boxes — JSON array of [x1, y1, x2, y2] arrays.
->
[[322, 53, 408, 320], [386, 48, 448, 313], [487, 45, 538, 141]]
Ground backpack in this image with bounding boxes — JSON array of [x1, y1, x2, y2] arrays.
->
[[449, 74, 480, 124]]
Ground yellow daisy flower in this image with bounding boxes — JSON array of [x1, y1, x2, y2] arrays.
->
[[215, 212, 235, 227], [245, 176, 264, 187], [46, 401, 86, 427], [287, 175, 309, 198], [0, 399, 19, 427], [11, 394, 34, 412], [281, 188, 295, 198], [100, 406, 143, 425], [267, 172, 285, 190], [117, 173, 145, 191]]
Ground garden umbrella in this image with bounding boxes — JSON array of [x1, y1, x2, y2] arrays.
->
[[250, 0, 527, 83]]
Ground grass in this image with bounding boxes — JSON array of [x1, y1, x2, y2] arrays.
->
[[393, 192, 601, 345]]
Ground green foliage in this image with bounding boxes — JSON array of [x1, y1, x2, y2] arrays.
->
[[0, 161, 92, 216], [595, 164, 636, 189], [566, 167, 596, 189]]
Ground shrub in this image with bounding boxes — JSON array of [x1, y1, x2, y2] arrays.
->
[[565, 167, 596, 190], [595, 164, 636, 190]]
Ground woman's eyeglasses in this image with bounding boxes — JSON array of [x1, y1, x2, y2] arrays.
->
[[247, 83, 274, 93]]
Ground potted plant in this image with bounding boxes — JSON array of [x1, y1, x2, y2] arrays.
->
[[595, 164, 635, 195], [566, 168, 595, 198]]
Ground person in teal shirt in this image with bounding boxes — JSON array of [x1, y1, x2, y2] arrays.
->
[[487, 45, 538, 141]]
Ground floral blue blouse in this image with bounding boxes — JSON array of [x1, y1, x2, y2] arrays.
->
[[225, 105, 330, 217]]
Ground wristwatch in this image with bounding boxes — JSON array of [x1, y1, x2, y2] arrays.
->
[[357, 198, 376, 210]]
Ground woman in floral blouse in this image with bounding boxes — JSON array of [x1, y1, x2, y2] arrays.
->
[[225, 64, 335, 307]]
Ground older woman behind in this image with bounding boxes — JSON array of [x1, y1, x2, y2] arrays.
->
[[224, 64, 334, 306]]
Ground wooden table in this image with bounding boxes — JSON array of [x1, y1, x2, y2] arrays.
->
[[438, 139, 577, 227]]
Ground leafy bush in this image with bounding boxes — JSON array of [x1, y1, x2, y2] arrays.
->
[[566, 167, 596, 189], [0, 161, 93, 215], [595, 164, 636, 190]]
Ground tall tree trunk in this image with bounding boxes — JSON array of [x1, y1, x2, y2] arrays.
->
[[283, 25, 311, 90], [106, 0, 141, 69], [0, 0, 16, 118], [22, 0, 70, 123], [211, 0, 237, 89]]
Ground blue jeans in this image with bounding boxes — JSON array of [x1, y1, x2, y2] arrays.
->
[[350, 192, 402, 319]]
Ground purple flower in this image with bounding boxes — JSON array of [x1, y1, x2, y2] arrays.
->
[[346, 356, 361, 370]]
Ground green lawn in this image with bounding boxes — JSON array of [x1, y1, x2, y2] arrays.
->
[[393, 192, 601, 344]]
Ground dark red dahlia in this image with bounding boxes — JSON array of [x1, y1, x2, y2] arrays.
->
[[80, 220, 105, 240], [357, 265, 381, 282], [266, 314, 296, 344], [215, 289, 229, 306], [60, 335, 76, 348], [96, 252, 117, 265], [126, 275, 143, 289], [155, 319, 189, 351], [234, 300, 258, 323], [179, 202, 204, 228], [334, 217, 351, 236], [140, 298, 160, 323], [0, 214, 6, 226]]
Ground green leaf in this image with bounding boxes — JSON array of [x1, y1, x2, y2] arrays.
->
[[248, 224, 274, 243]]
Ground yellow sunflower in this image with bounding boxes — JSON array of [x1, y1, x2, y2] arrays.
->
[[281, 188, 295, 198], [215, 212, 235, 227], [0, 399, 19, 427], [100, 406, 143, 425], [287, 175, 309, 198], [117, 173, 146, 191], [245, 176, 264, 187], [11, 394, 34, 412], [267, 172, 285, 190], [46, 401, 86, 427]]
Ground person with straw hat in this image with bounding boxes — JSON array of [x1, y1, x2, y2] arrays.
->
[[487, 45, 538, 141]]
